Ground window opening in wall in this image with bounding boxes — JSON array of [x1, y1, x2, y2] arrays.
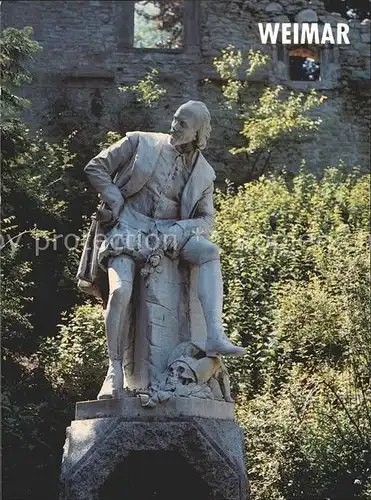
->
[[289, 47, 320, 81], [134, 0, 184, 49]]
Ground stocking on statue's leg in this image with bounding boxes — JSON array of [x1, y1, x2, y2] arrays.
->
[[198, 258, 246, 357], [181, 237, 246, 358], [97, 254, 135, 400]]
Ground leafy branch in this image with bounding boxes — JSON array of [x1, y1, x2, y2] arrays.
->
[[119, 68, 167, 108], [212, 45, 326, 178]]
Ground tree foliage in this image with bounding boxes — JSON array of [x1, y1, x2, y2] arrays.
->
[[1, 27, 85, 500], [211, 46, 324, 179], [134, 0, 184, 49], [41, 303, 106, 400], [1, 28, 81, 358], [0, 26, 39, 116], [212, 167, 370, 499], [119, 68, 167, 107]]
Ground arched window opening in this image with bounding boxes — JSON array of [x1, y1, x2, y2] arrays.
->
[[289, 47, 320, 81]]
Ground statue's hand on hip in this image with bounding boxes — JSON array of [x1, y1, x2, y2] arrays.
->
[[110, 197, 125, 222]]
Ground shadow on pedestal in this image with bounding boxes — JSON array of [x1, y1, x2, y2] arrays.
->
[[100, 451, 212, 499]]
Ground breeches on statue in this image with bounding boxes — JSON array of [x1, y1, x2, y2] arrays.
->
[[107, 235, 220, 301]]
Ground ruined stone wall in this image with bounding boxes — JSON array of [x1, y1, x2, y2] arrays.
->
[[198, 0, 370, 178], [2, 0, 370, 184]]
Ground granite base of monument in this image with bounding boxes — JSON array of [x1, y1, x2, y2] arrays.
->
[[60, 396, 249, 500]]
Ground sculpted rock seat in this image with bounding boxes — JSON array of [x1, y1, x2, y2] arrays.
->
[[123, 256, 205, 392]]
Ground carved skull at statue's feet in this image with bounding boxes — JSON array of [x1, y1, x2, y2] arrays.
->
[[166, 361, 197, 387]]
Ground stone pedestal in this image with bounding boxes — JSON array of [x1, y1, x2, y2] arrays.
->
[[60, 397, 249, 500]]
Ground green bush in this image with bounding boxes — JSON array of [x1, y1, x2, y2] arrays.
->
[[237, 367, 371, 500], [41, 303, 106, 400], [212, 167, 370, 395], [212, 166, 370, 499]]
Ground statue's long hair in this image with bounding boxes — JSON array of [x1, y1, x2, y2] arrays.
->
[[195, 102, 212, 150], [180, 100, 212, 150]]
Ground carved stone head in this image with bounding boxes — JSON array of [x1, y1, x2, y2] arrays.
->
[[170, 100, 211, 150]]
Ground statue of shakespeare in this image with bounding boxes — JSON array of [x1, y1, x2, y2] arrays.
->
[[77, 100, 245, 399]]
